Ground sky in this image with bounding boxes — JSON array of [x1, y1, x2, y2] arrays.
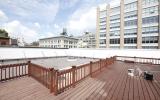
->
[[0, 0, 113, 43]]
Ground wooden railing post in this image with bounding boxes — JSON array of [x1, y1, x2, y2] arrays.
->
[[54, 70, 58, 95], [90, 61, 93, 77], [72, 66, 76, 88], [106, 58, 108, 67], [100, 59, 102, 71], [27, 61, 31, 76], [50, 68, 54, 93]]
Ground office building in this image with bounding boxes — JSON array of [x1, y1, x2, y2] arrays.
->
[[96, 0, 160, 49]]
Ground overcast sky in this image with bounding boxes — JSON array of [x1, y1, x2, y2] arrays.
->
[[0, 0, 113, 43]]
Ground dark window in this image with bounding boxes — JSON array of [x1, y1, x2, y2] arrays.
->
[[110, 38, 120, 44], [124, 38, 137, 44], [142, 36, 158, 43]]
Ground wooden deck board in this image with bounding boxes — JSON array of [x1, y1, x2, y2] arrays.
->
[[0, 61, 160, 100]]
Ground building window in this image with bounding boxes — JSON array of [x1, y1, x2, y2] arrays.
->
[[142, 6, 158, 16], [142, 26, 159, 34], [100, 10, 107, 18], [124, 46, 137, 49], [124, 28, 137, 35], [100, 39, 106, 44], [110, 14, 120, 21], [100, 34, 106, 37], [125, 2, 137, 10], [99, 46, 106, 48], [124, 10, 137, 19], [110, 46, 120, 48], [110, 38, 120, 44], [124, 38, 137, 44], [143, 0, 159, 5], [142, 16, 159, 24], [125, 19, 137, 26], [142, 36, 158, 43], [142, 46, 158, 49], [100, 17, 106, 23], [110, 6, 120, 13], [110, 30, 120, 36]]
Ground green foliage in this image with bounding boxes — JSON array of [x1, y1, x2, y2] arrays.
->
[[0, 29, 9, 37]]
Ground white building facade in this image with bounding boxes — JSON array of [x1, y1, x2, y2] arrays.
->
[[96, 0, 160, 49], [39, 36, 78, 48], [77, 32, 96, 48]]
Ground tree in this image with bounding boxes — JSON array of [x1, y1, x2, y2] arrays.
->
[[0, 29, 9, 37]]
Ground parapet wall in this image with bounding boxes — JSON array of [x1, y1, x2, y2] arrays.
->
[[0, 47, 159, 60]]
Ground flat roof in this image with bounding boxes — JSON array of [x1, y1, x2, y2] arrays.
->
[[1, 57, 99, 70], [39, 35, 78, 40]]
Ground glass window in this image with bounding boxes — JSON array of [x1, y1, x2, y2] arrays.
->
[[142, 46, 158, 49], [124, 38, 137, 44], [142, 36, 158, 43], [100, 39, 106, 44], [125, 2, 137, 10], [110, 7, 120, 13], [99, 33, 106, 37], [124, 28, 137, 35], [110, 30, 120, 36], [110, 38, 120, 44], [100, 10, 107, 18], [125, 19, 137, 26], [142, 26, 159, 34], [110, 14, 120, 21], [124, 10, 137, 19], [142, 16, 159, 24], [142, 6, 158, 16], [143, 0, 159, 5]]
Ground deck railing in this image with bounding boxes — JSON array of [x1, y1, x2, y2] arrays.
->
[[54, 57, 115, 95], [28, 61, 54, 90], [0, 57, 115, 95], [115, 56, 160, 65], [0, 62, 28, 81]]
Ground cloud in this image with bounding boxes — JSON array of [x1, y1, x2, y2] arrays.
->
[[67, 7, 96, 35], [0, 10, 8, 22], [54, 24, 60, 29], [39, 32, 55, 39], [2, 20, 38, 43], [34, 22, 40, 28], [60, 0, 79, 9], [0, 0, 59, 23]]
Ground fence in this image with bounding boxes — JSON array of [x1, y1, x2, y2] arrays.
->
[[0, 57, 115, 95], [0, 62, 28, 81], [115, 56, 160, 65], [28, 61, 54, 90], [54, 57, 115, 95]]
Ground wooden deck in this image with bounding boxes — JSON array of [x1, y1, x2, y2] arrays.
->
[[0, 61, 160, 100]]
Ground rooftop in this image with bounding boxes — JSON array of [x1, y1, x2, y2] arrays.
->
[[39, 35, 79, 41], [1, 57, 99, 70], [0, 61, 160, 100]]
